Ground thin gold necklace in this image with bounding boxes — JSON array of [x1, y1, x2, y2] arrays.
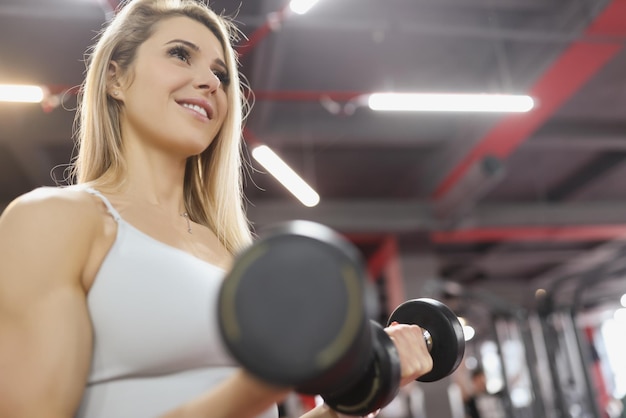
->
[[181, 212, 192, 234]]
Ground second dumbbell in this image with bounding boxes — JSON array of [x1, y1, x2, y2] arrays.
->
[[321, 298, 465, 416]]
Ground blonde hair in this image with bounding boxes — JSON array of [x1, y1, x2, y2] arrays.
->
[[72, 0, 252, 253]]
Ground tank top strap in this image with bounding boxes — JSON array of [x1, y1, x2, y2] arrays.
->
[[83, 187, 122, 223]]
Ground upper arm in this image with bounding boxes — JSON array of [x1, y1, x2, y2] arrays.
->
[[0, 188, 99, 417]]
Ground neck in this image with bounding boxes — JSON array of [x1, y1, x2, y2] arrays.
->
[[119, 152, 190, 218]]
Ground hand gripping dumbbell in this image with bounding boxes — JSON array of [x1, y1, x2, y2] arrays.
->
[[321, 299, 466, 416], [216, 220, 465, 416]]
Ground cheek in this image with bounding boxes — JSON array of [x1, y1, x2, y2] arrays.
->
[[136, 64, 187, 95]]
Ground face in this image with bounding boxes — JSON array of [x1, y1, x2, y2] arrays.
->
[[113, 16, 230, 157]]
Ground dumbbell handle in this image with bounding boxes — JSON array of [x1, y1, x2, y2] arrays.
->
[[422, 329, 433, 353], [391, 322, 433, 353]]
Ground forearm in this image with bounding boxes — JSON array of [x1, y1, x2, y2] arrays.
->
[[300, 404, 340, 418], [160, 369, 290, 418], [300, 404, 379, 418]]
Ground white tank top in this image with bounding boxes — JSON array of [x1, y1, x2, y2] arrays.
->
[[76, 188, 278, 418]]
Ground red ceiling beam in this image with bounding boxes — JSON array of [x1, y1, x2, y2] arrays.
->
[[586, 0, 626, 37], [367, 236, 398, 280], [237, 5, 290, 59], [432, 0, 626, 201], [431, 225, 626, 244], [104, 0, 120, 13], [364, 236, 406, 312], [251, 90, 362, 102]]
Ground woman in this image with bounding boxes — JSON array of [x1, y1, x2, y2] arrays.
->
[[0, 1, 433, 417]]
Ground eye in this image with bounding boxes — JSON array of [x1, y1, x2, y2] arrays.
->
[[213, 69, 231, 87], [168, 45, 191, 63]]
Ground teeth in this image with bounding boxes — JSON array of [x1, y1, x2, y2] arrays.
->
[[181, 102, 208, 118]]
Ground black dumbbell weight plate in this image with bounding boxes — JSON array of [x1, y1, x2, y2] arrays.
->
[[323, 321, 401, 416], [387, 298, 465, 382], [218, 220, 372, 393]]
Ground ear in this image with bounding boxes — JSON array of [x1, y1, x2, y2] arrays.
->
[[106, 60, 124, 100]]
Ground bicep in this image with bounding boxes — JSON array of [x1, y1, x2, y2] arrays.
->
[[0, 195, 95, 417], [0, 289, 93, 417]]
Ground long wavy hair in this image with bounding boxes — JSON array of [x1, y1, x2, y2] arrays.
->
[[72, 0, 252, 253]]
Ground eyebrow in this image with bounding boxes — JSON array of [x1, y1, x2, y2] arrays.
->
[[166, 39, 228, 71]]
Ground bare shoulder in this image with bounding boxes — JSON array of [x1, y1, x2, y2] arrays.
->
[[3, 185, 98, 211], [1, 186, 102, 229], [0, 186, 105, 286]]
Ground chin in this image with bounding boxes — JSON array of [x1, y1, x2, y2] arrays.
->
[[173, 131, 216, 153], [181, 140, 215, 157]]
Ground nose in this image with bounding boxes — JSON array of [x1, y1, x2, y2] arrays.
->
[[194, 69, 221, 94]]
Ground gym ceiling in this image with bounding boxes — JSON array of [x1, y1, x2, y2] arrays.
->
[[1, 0, 626, 332]]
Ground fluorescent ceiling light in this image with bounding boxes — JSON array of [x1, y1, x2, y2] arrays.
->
[[252, 145, 320, 207], [0, 84, 45, 103], [368, 92, 534, 113], [289, 0, 320, 15], [621, 293, 626, 307]]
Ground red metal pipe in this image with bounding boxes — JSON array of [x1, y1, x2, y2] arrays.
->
[[367, 236, 397, 280], [365, 236, 406, 313], [432, 0, 626, 201], [431, 225, 626, 243], [586, 0, 626, 37], [105, 0, 120, 13], [237, 5, 291, 59], [585, 327, 611, 415], [250, 90, 363, 102], [242, 127, 263, 147]]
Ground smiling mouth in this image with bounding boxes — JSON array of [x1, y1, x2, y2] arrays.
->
[[180, 102, 209, 119]]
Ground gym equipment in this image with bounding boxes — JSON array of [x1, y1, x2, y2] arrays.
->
[[322, 298, 465, 415], [388, 298, 465, 382], [217, 220, 465, 416], [321, 320, 402, 415], [217, 220, 373, 395]]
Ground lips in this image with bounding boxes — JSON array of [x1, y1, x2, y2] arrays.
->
[[176, 98, 214, 120]]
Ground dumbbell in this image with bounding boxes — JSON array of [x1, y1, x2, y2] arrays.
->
[[217, 220, 465, 415], [388, 298, 465, 382], [322, 299, 466, 416], [218, 220, 374, 395]]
